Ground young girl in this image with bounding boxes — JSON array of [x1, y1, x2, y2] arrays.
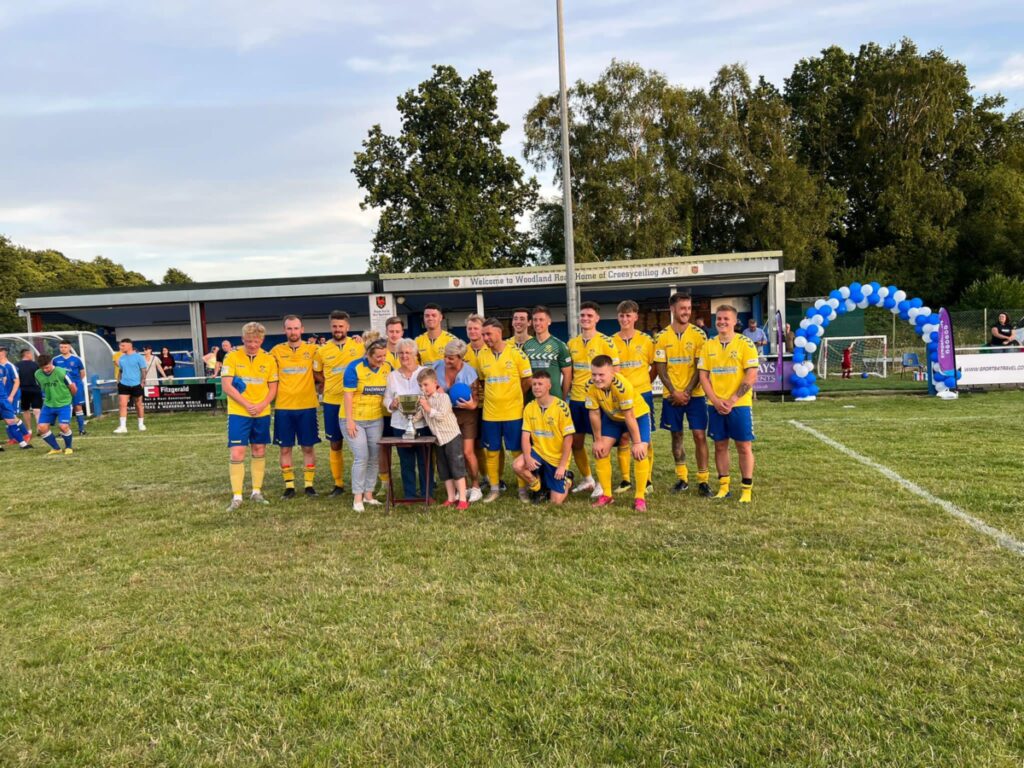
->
[[417, 368, 468, 510]]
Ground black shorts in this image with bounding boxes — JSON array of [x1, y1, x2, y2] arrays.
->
[[118, 383, 144, 399], [20, 391, 43, 410]]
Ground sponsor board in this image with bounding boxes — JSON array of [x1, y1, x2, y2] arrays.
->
[[142, 383, 218, 411]]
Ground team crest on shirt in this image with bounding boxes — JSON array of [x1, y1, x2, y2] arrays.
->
[[729, 350, 739, 361]]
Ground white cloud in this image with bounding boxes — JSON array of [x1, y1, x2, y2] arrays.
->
[[346, 54, 421, 74], [977, 54, 1024, 91]]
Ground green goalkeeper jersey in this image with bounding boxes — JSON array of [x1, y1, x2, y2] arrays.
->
[[35, 367, 73, 408]]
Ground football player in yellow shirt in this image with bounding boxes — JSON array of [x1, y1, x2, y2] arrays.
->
[[655, 292, 712, 496], [514, 370, 575, 505], [464, 313, 493, 489], [612, 300, 656, 496], [567, 301, 619, 497], [222, 322, 279, 511], [478, 317, 532, 503], [415, 303, 457, 366], [385, 316, 405, 370], [698, 305, 759, 503], [313, 310, 365, 496], [586, 355, 651, 512], [270, 315, 320, 498]]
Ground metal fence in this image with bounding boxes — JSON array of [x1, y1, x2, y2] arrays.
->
[[865, 308, 1024, 354]]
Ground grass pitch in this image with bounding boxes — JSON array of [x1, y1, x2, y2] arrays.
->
[[2, 393, 1023, 766]]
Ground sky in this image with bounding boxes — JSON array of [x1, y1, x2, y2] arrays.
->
[[2, 0, 1023, 283]]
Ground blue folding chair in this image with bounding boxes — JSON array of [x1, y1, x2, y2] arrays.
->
[[900, 352, 921, 378]]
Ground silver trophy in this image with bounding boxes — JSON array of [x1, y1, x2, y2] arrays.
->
[[398, 394, 421, 440]]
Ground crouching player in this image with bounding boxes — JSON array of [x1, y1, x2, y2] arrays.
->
[[514, 370, 575, 504], [586, 355, 651, 511], [698, 305, 759, 503], [34, 354, 76, 455], [222, 322, 279, 511], [1, 358, 32, 450]]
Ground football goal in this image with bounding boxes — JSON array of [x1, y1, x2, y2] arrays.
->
[[819, 335, 888, 379]]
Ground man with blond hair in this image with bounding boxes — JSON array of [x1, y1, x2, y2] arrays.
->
[[271, 315, 320, 498], [222, 322, 278, 511]]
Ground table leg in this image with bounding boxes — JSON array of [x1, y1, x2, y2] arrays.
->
[[423, 443, 433, 509], [382, 443, 394, 514]]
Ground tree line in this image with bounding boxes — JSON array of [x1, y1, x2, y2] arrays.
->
[[356, 39, 1024, 305]]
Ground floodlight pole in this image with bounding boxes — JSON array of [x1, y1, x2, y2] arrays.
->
[[556, 0, 579, 338]]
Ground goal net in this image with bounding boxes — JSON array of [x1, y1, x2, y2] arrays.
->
[[819, 335, 888, 379]]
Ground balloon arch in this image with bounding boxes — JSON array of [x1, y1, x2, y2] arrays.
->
[[789, 282, 960, 400]]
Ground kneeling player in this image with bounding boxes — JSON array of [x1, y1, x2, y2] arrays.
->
[[222, 323, 279, 511], [33, 354, 76, 455], [0, 360, 32, 450], [586, 356, 651, 511], [698, 305, 759, 503], [514, 371, 575, 504]]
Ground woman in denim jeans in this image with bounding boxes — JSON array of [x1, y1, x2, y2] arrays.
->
[[343, 339, 391, 512], [384, 338, 431, 499]]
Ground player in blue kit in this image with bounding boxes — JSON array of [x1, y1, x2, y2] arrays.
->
[[53, 341, 88, 434], [0, 348, 32, 451]]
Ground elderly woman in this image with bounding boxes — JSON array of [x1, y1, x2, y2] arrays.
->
[[434, 338, 482, 503], [344, 338, 391, 512], [384, 338, 432, 499]]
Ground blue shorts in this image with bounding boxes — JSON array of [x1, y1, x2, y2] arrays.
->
[[661, 395, 708, 433], [530, 450, 569, 495], [1, 398, 18, 420], [707, 405, 755, 443], [228, 414, 271, 447], [39, 404, 72, 426], [598, 410, 652, 444], [569, 400, 592, 435], [481, 418, 523, 452], [641, 391, 657, 432], [273, 408, 321, 447], [71, 386, 86, 407], [322, 403, 343, 443]]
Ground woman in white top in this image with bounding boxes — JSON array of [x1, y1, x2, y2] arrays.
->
[[384, 338, 432, 499], [142, 346, 165, 384]]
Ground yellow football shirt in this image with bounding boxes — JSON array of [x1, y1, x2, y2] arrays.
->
[[612, 331, 655, 394], [270, 342, 319, 410], [415, 330, 457, 366], [222, 349, 278, 417], [477, 343, 532, 421], [343, 358, 391, 421], [567, 333, 619, 402], [698, 334, 760, 407], [313, 338, 365, 410], [585, 373, 650, 422], [654, 324, 707, 398], [523, 397, 575, 467], [386, 349, 400, 371]]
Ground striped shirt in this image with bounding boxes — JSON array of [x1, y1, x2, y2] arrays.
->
[[423, 391, 461, 446]]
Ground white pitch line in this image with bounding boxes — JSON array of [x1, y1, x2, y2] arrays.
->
[[789, 419, 1024, 557], [71, 433, 224, 441]]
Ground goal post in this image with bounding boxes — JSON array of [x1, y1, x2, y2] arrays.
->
[[819, 335, 888, 379]]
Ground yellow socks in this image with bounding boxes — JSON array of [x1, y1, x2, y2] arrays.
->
[[485, 449, 501, 487], [714, 476, 731, 499], [573, 445, 591, 478], [229, 460, 245, 497], [618, 446, 631, 484], [304, 464, 315, 488], [595, 456, 612, 497], [739, 479, 753, 503], [675, 464, 689, 483], [251, 457, 266, 494], [329, 450, 344, 487], [697, 469, 710, 485], [530, 478, 542, 492], [282, 465, 295, 489], [634, 453, 651, 501]]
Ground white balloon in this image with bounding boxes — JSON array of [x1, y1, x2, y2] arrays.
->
[[876, 286, 890, 299], [862, 284, 874, 296], [908, 308, 921, 321], [845, 299, 856, 312], [893, 290, 907, 303], [935, 380, 948, 392], [799, 318, 811, 330], [828, 310, 838, 321], [827, 298, 840, 309], [805, 341, 817, 353], [814, 299, 826, 309], [920, 306, 931, 317], [795, 336, 807, 348], [839, 286, 851, 299], [857, 298, 869, 309], [810, 314, 823, 325], [890, 305, 900, 315]]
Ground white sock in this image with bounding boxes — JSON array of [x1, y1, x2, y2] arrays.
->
[[119, 417, 127, 428], [233, 493, 242, 501], [138, 418, 144, 427]]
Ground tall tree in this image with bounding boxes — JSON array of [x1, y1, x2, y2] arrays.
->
[[162, 267, 194, 285], [353, 65, 539, 273]]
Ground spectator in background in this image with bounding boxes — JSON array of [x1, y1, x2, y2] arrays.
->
[[142, 346, 165, 383], [990, 312, 1018, 347], [214, 340, 233, 375], [17, 349, 41, 437], [204, 346, 218, 375], [784, 323, 795, 354], [742, 317, 768, 355], [159, 347, 176, 378], [113, 339, 147, 434]]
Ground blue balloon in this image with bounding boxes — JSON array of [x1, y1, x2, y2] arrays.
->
[[926, 342, 938, 355], [849, 282, 862, 294], [899, 312, 911, 322], [794, 386, 808, 398], [809, 384, 820, 396], [448, 381, 473, 406], [829, 290, 843, 301], [928, 313, 941, 325], [836, 303, 849, 315], [805, 307, 818, 318], [794, 349, 806, 362], [806, 372, 817, 384], [850, 292, 864, 304], [869, 281, 881, 294], [883, 297, 896, 310], [955, 370, 962, 380], [910, 297, 923, 309], [887, 285, 899, 297], [796, 328, 808, 338], [897, 300, 910, 313]]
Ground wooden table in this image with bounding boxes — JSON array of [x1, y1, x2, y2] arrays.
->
[[378, 435, 437, 513]]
